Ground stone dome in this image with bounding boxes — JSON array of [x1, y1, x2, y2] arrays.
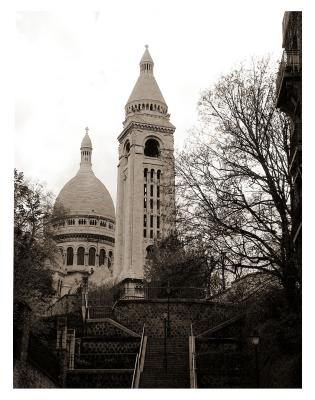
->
[[55, 169, 115, 219], [55, 129, 115, 219]]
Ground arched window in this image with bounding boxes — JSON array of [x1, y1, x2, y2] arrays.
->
[[124, 140, 130, 155], [157, 170, 161, 180], [144, 139, 160, 158], [77, 247, 85, 265], [108, 251, 113, 268], [144, 168, 148, 181], [66, 247, 73, 266], [99, 249, 106, 266], [146, 245, 154, 259], [88, 248, 96, 266]]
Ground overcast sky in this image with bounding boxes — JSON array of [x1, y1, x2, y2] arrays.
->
[[15, 1, 294, 206]]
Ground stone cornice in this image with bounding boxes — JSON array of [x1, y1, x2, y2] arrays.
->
[[118, 121, 175, 142], [51, 214, 115, 224], [54, 232, 115, 244]]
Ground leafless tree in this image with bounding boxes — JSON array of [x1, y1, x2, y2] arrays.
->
[[176, 58, 299, 306]]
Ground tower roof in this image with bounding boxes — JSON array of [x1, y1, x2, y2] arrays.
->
[[126, 46, 167, 107], [140, 45, 154, 64], [81, 127, 92, 148]]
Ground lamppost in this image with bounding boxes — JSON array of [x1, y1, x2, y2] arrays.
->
[[166, 281, 171, 337], [146, 276, 151, 300], [163, 312, 168, 372], [250, 331, 260, 388]]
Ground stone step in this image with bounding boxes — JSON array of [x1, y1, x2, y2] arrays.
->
[[66, 369, 133, 388]]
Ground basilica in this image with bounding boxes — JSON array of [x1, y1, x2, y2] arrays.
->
[[51, 46, 176, 296]]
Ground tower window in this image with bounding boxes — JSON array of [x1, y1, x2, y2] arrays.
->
[[66, 247, 74, 266], [143, 229, 147, 238], [124, 140, 130, 155], [144, 139, 160, 158], [88, 248, 96, 266], [150, 215, 153, 228], [157, 170, 161, 180], [144, 168, 148, 181], [150, 185, 154, 197], [77, 247, 85, 265], [99, 249, 106, 266], [150, 230, 153, 238], [144, 198, 147, 208], [144, 184, 147, 195], [144, 214, 147, 227], [157, 216, 160, 229], [150, 169, 154, 180], [157, 200, 160, 210], [150, 199, 153, 209], [157, 186, 160, 198]]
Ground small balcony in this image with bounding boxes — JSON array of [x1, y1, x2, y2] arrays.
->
[[275, 50, 301, 111]]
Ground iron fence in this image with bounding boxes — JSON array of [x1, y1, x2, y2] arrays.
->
[[191, 303, 247, 337], [115, 286, 209, 301]]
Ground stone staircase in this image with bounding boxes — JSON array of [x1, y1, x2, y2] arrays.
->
[[66, 318, 140, 388], [140, 337, 190, 388]]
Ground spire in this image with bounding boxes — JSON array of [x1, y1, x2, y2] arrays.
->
[[125, 46, 168, 117], [140, 45, 154, 75], [80, 127, 93, 171]]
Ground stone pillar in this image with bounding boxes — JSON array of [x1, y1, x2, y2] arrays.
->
[[67, 329, 76, 370], [56, 317, 68, 387]]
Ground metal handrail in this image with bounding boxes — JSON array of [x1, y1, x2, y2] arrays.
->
[[131, 354, 139, 388], [131, 324, 146, 388], [189, 323, 197, 388]]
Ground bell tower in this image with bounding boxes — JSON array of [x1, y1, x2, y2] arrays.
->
[[114, 46, 176, 281]]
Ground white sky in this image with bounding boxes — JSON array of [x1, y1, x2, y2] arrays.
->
[[15, 1, 292, 206]]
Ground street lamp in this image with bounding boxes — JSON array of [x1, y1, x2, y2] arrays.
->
[[146, 276, 151, 299], [166, 281, 171, 337], [162, 312, 168, 372], [250, 330, 260, 388]]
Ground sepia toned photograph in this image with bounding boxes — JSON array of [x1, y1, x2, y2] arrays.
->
[[12, 0, 302, 392]]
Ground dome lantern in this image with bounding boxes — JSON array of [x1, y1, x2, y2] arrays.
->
[[80, 127, 93, 170]]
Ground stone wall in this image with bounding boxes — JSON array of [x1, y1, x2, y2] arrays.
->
[[115, 299, 238, 337], [81, 338, 140, 354]]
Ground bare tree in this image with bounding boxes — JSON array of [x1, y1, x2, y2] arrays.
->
[[176, 58, 300, 307]]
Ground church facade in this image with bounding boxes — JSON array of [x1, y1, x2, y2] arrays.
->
[[52, 47, 175, 296]]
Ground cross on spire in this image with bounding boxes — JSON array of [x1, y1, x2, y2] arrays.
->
[[85, 126, 89, 135]]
